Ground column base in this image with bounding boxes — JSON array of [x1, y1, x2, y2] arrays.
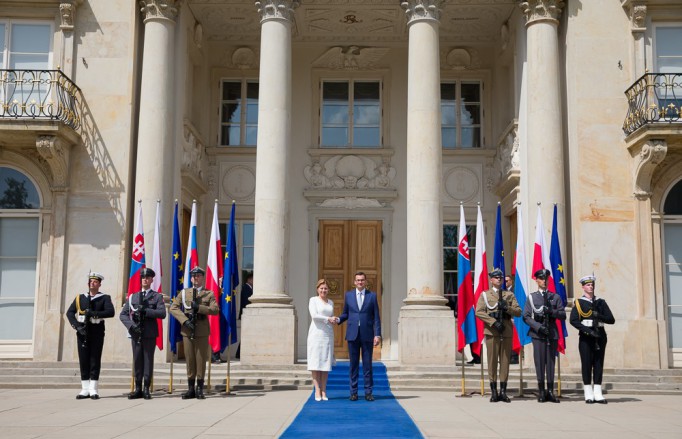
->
[[240, 306, 297, 365], [399, 307, 456, 365]]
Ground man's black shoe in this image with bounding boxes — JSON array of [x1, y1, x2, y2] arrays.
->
[[349, 394, 358, 401], [466, 359, 481, 365], [365, 394, 374, 401]]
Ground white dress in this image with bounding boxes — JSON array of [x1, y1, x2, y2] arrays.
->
[[307, 296, 336, 371]]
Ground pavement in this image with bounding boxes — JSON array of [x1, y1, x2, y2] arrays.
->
[[1, 387, 681, 438]]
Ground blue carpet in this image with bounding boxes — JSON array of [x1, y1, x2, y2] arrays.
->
[[280, 362, 423, 438]]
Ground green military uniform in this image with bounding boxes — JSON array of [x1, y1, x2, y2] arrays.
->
[[475, 272, 522, 403], [169, 282, 219, 398]]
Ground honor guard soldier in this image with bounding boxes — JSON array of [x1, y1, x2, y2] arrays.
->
[[120, 267, 166, 400], [570, 275, 615, 404], [475, 269, 522, 402], [522, 268, 566, 403], [169, 266, 219, 399], [66, 272, 115, 400]]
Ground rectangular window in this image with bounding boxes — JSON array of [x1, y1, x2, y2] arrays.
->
[[321, 80, 381, 148], [220, 80, 259, 146], [441, 81, 482, 149], [654, 26, 682, 119], [443, 224, 476, 303], [219, 220, 254, 281]]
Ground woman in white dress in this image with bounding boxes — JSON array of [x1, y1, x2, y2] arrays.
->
[[307, 279, 337, 401]]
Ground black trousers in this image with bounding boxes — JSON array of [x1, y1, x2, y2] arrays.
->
[[579, 334, 607, 385], [532, 338, 557, 383], [130, 338, 156, 385], [76, 326, 105, 380]]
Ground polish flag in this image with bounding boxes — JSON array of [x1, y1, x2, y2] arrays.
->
[[206, 201, 223, 354], [472, 205, 487, 353]]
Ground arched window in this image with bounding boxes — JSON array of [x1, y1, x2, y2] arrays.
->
[[664, 179, 682, 215], [0, 166, 40, 343]]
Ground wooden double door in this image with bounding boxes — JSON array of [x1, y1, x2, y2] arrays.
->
[[318, 220, 382, 360]]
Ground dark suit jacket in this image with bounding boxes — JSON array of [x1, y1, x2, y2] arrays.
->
[[66, 293, 115, 330], [239, 282, 253, 319], [522, 290, 566, 340], [120, 289, 166, 339], [338, 290, 381, 342]]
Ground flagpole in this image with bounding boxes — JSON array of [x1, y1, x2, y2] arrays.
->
[[458, 354, 470, 397], [226, 340, 231, 394], [207, 354, 212, 394], [519, 347, 524, 397], [557, 353, 562, 398], [479, 352, 484, 396], [169, 343, 174, 393]]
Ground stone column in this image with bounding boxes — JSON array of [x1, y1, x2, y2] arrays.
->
[[241, 0, 299, 365], [133, 0, 179, 289], [520, 1, 567, 259], [398, 0, 456, 365]]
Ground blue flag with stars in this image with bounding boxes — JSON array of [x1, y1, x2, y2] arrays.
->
[[550, 204, 568, 351], [221, 202, 239, 350], [169, 202, 183, 354], [493, 204, 506, 289]]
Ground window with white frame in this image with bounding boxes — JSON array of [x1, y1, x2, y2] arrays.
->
[[219, 220, 254, 282], [443, 223, 476, 307], [320, 80, 381, 148], [441, 81, 482, 149], [654, 25, 682, 118], [220, 80, 259, 147]]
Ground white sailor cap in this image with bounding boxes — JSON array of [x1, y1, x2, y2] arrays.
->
[[579, 275, 596, 285], [88, 271, 104, 282]]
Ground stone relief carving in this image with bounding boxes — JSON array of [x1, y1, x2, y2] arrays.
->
[[520, 0, 564, 24], [318, 197, 383, 209], [255, 0, 300, 22], [622, 1, 647, 33], [59, 3, 76, 31], [36, 135, 70, 188], [491, 121, 520, 188], [401, 0, 444, 24], [312, 46, 390, 70], [304, 155, 396, 190], [222, 165, 256, 202], [182, 121, 205, 184], [193, 23, 204, 48], [442, 48, 480, 70], [444, 166, 480, 203], [305, 7, 400, 37], [230, 47, 258, 69], [139, 0, 180, 22], [633, 139, 667, 200]]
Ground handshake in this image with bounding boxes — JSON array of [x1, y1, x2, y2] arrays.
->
[[327, 316, 340, 324]]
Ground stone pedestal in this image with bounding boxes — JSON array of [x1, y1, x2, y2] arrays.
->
[[399, 308, 456, 365], [241, 307, 297, 364]]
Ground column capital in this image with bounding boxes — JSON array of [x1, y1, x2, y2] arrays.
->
[[400, 0, 443, 25], [255, 0, 299, 23], [139, 0, 181, 23], [520, 0, 564, 25]]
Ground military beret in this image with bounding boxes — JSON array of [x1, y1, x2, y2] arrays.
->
[[189, 266, 205, 276], [88, 271, 104, 282], [140, 267, 156, 278], [579, 275, 596, 285], [488, 269, 504, 278], [534, 269, 551, 280]]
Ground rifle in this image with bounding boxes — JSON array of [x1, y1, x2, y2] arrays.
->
[[190, 288, 198, 340], [136, 290, 145, 345], [543, 292, 551, 348]]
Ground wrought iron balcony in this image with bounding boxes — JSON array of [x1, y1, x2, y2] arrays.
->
[[623, 73, 682, 135], [0, 69, 81, 131]]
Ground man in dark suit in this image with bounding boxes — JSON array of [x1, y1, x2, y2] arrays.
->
[[235, 272, 253, 359], [337, 272, 381, 401], [120, 268, 166, 400]]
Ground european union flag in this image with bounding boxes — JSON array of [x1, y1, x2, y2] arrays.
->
[[221, 202, 239, 351], [493, 204, 506, 289], [550, 204, 568, 354], [168, 202, 183, 354]]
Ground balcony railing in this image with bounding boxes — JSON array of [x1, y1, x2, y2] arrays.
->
[[623, 72, 682, 135], [0, 69, 82, 131]]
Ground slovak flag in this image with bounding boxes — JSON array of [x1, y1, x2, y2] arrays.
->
[[150, 201, 163, 350], [127, 201, 145, 298], [512, 207, 532, 351], [457, 204, 479, 353], [205, 201, 223, 354], [472, 205, 487, 354], [532, 204, 565, 354], [183, 201, 199, 288]]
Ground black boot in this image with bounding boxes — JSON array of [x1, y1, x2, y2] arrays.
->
[[128, 382, 143, 400], [499, 382, 511, 403], [546, 382, 559, 403], [489, 382, 498, 403], [537, 382, 546, 403], [143, 379, 152, 400], [182, 378, 196, 400], [196, 379, 206, 400]]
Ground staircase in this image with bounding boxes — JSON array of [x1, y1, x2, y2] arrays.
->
[[0, 361, 680, 395]]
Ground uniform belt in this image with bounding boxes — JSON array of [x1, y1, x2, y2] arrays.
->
[[185, 313, 206, 321]]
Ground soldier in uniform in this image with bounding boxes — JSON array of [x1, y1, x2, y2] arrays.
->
[[475, 269, 522, 403], [65, 272, 115, 400], [120, 267, 166, 400], [522, 268, 566, 403], [170, 267, 219, 399], [570, 274, 615, 404]]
